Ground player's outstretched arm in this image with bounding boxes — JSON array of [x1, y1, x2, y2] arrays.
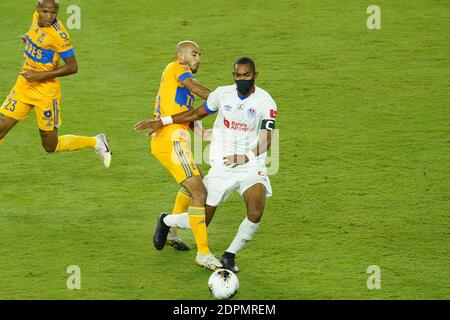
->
[[20, 56, 78, 83], [183, 77, 211, 100], [134, 103, 211, 136], [172, 103, 210, 124], [223, 130, 273, 168]]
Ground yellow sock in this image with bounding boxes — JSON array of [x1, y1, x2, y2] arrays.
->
[[171, 187, 191, 233], [172, 187, 191, 214], [188, 206, 209, 255], [55, 135, 96, 152]]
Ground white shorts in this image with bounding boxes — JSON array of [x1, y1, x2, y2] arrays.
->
[[203, 164, 272, 207]]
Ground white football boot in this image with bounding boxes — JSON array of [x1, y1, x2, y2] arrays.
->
[[95, 134, 112, 168], [196, 252, 223, 271]]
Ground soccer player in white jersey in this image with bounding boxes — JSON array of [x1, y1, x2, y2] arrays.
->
[[135, 57, 277, 272]]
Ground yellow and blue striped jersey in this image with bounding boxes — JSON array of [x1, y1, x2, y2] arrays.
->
[[14, 12, 75, 103], [152, 61, 195, 140]]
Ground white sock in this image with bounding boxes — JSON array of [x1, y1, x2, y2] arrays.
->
[[163, 213, 191, 229], [226, 217, 260, 254]]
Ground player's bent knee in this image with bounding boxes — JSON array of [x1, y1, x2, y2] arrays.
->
[[198, 184, 207, 198], [247, 209, 263, 223], [183, 176, 207, 203], [42, 142, 57, 153], [192, 185, 207, 203], [39, 129, 58, 153]]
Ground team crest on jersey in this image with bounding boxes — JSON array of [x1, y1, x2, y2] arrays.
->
[[43, 110, 53, 119], [224, 105, 233, 111], [38, 32, 47, 44], [247, 107, 256, 118]]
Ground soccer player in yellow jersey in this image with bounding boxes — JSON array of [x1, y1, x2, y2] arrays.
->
[[136, 41, 222, 270], [0, 0, 112, 167]]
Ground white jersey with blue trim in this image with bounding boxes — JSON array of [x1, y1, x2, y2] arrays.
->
[[204, 84, 277, 169]]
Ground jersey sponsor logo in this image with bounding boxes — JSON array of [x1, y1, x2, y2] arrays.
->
[[261, 119, 276, 131], [247, 107, 256, 118], [223, 117, 253, 132], [270, 109, 277, 118], [24, 35, 55, 64]]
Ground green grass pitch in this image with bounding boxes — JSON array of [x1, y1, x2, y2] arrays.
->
[[0, 0, 449, 299]]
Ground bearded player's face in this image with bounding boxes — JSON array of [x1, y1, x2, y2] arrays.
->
[[182, 46, 202, 74]]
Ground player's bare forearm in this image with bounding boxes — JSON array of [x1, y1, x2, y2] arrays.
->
[[253, 130, 273, 157], [135, 104, 210, 136], [44, 59, 78, 78], [172, 105, 210, 124], [190, 83, 211, 100], [134, 105, 209, 136], [182, 77, 211, 100], [20, 56, 78, 83], [35, 64, 76, 80]]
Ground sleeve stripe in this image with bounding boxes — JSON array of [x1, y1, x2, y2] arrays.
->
[[203, 101, 217, 114], [60, 48, 75, 59], [178, 72, 193, 83]]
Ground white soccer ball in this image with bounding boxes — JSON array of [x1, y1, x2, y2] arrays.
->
[[208, 269, 239, 300]]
